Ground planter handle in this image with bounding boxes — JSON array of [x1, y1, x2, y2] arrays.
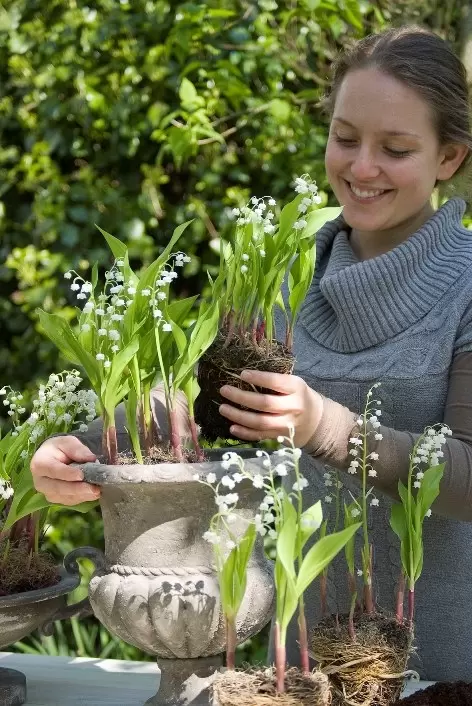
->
[[41, 546, 106, 636]]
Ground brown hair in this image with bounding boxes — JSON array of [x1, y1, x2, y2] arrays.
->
[[325, 26, 472, 175]]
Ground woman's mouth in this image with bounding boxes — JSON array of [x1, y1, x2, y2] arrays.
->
[[344, 180, 393, 203]]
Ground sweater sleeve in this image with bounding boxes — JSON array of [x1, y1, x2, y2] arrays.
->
[[304, 352, 472, 522]]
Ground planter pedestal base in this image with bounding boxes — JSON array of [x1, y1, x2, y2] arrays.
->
[[0, 667, 26, 706], [146, 656, 222, 706]]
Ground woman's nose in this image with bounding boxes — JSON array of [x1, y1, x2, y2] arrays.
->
[[350, 148, 381, 181]]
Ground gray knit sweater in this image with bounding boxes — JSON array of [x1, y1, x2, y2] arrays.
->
[[281, 197, 472, 681]]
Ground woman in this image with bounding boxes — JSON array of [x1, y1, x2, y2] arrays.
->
[[31, 27, 472, 680]]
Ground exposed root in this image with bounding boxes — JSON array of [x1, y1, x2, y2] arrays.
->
[[211, 667, 330, 706], [311, 613, 413, 706]]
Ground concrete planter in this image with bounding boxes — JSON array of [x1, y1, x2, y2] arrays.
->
[[76, 451, 275, 706], [0, 549, 93, 705]]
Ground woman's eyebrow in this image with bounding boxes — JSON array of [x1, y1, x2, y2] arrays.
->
[[332, 116, 421, 138]]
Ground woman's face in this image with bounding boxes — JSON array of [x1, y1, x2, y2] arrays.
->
[[325, 68, 461, 236]]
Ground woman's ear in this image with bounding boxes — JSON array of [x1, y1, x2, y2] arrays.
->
[[437, 143, 470, 181]]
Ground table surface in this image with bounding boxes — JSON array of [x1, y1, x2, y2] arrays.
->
[[0, 652, 433, 705]]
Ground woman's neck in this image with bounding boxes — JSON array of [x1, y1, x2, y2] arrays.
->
[[349, 201, 435, 261]]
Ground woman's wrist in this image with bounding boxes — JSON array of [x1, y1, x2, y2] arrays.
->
[[303, 394, 358, 466]]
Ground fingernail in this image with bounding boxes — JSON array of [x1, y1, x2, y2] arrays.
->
[[240, 370, 251, 381]]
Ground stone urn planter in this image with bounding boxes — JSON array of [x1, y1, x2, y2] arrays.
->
[[0, 548, 94, 706], [74, 451, 275, 706]]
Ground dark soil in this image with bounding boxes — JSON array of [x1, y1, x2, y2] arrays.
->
[[0, 544, 60, 595], [100, 444, 205, 465], [394, 681, 472, 705], [195, 330, 294, 441]]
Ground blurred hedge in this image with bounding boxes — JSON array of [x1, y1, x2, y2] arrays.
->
[[0, 0, 410, 396], [0, 0, 466, 661]]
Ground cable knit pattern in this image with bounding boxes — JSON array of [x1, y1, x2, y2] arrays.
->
[[278, 199, 472, 682], [300, 198, 472, 352]]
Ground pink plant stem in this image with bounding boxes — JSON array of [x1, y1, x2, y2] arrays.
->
[[223, 312, 235, 349], [251, 318, 258, 344], [274, 622, 286, 693], [363, 547, 375, 614], [298, 610, 310, 673], [189, 416, 204, 461], [348, 593, 357, 642], [169, 407, 184, 462], [348, 571, 360, 610], [226, 617, 236, 670], [286, 328, 293, 351], [408, 588, 415, 629], [256, 321, 265, 343], [106, 426, 118, 465], [396, 572, 405, 624]]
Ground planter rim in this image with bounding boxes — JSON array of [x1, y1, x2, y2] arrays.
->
[[80, 448, 267, 485], [0, 565, 80, 608]]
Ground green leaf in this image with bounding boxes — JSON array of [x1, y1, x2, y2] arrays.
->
[[102, 337, 140, 415], [300, 500, 323, 547], [389, 502, 408, 543], [416, 464, 445, 521], [303, 207, 342, 239], [96, 226, 129, 260], [296, 523, 361, 597], [38, 311, 100, 389], [179, 77, 198, 104], [275, 512, 299, 631]]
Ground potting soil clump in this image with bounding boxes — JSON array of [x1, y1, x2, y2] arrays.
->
[[196, 331, 294, 441]]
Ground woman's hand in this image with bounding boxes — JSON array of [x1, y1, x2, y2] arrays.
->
[[219, 370, 323, 447], [31, 436, 101, 506]]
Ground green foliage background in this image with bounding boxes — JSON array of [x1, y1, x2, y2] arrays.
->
[[0, 0, 467, 662]]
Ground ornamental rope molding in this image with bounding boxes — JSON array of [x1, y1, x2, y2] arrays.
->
[[107, 563, 214, 577]]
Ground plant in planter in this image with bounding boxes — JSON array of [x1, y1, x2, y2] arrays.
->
[[310, 385, 450, 706], [206, 429, 360, 706], [0, 371, 99, 705], [195, 177, 341, 441], [39, 220, 218, 466]]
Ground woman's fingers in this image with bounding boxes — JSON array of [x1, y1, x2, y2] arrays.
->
[[219, 402, 294, 432], [227, 425, 284, 442], [219, 384, 292, 413], [239, 370, 300, 394], [33, 476, 101, 505]]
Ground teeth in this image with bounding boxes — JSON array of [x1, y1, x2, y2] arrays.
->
[[350, 184, 385, 198]]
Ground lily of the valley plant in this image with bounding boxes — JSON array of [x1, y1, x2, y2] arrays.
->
[[0, 370, 97, 557], [38, 223, 220, 464], [220, 176, 341, 349], [389, 424, 449, 627], [200, 429, 360, 692], [331, 384, 448, 635]]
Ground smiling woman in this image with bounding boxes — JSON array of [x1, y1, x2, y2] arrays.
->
[[216, 25, 472, 691]]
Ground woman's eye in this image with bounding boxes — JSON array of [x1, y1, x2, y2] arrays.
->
[[334, 135, 357, 146], [385, 147, 412, 158]]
